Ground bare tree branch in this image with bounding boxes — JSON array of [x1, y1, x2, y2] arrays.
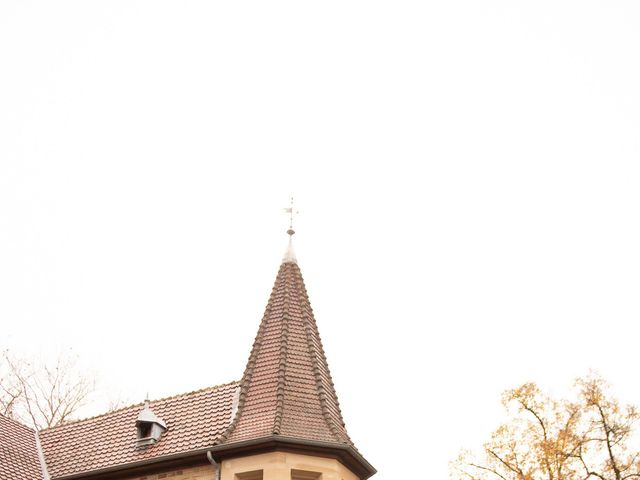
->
[[0, 350, 94, 429]]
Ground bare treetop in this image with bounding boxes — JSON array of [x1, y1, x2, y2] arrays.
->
[[1, 351, 94, 429]]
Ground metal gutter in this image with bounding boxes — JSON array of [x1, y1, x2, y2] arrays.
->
[[54, 436, 375, 480], [207, 436, 377, 479], [54, 447, 214, 480]]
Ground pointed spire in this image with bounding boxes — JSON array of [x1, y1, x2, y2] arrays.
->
[[219, 260, 352, 446], [213, 207, 376, 480]]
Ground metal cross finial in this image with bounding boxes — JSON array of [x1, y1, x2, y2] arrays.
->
[[283, 197, 298, 236]]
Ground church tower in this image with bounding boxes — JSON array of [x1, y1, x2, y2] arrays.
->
[[208, 232, 376, 480]]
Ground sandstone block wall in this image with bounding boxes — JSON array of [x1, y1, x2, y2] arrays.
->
[[133, 465, 215, 480]]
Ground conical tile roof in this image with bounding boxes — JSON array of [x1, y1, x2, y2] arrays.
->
[[219, 256, 352, 446]]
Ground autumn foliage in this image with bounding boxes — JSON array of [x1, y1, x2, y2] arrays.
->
[[453, 376, 640, 480]]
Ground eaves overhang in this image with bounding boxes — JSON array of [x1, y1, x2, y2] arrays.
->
[[51, 436, 376, 480], [209, 435, 377, 480], [51, 448, 214, 480]]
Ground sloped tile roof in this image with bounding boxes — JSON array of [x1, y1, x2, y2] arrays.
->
[[39, 381, 239, 479], [6, 246, 374, 479], [219, 259, 352, 446], [0, 414, 42, 480]]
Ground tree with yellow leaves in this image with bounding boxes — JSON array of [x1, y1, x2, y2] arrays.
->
[[452, 375, 640, 480]]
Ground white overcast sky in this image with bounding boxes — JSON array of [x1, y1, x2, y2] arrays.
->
[[1, 1, 640, 479]]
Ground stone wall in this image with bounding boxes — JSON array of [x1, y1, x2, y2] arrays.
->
[[133, 465, 215, 480]]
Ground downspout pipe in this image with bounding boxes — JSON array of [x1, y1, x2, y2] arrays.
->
[[207, 450, 221, 480]]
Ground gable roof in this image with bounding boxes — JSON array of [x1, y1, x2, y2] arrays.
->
[[0, 414, 43, 480], [219, 258, 352, 446], [39, 381, 239, 479]]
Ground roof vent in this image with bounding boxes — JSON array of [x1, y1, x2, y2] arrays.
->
[[135, 399, 167, 447]]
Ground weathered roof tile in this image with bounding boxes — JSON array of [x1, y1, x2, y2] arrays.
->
[[220, 260, 352, 446], [39, 381, 238, 478], [2, 245, 373, 479], [0, 414, 42, 480]]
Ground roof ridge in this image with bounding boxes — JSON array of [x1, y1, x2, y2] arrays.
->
[[299, 274, 351, 444], [273, 267, 292, 435], [34, 429, 51, 480], [40, 380, 240, 432]]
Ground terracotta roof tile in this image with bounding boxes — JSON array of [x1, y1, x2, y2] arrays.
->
[[220, 260, 352, 446], [39, 381, 239, 479], [0, 414, 42, 480], [6, 249, 373, 479]]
